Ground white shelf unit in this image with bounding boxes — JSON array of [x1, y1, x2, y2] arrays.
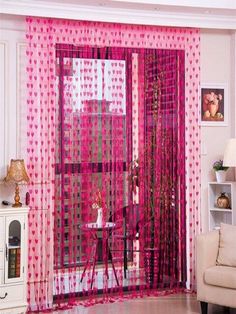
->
[[208, 182, 236, 231], [0, 205, 29, 313]]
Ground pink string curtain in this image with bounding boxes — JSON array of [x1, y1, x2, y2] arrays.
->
[[138, 49, 186, 289], [54, 44, 186, 307], [25, 17, 201, 311], [54, 45, 132, 307], [25, 19, 55, 311]]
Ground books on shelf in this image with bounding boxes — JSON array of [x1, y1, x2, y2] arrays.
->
[[8, 247, 21, 278], [15, 248, 21, 277]]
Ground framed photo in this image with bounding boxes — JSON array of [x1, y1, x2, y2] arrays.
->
[[200, 84, 228, 126]]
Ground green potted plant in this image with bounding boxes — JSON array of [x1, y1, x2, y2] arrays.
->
[[213, 159, 229, 183]]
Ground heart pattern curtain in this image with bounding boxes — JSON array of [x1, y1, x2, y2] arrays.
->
[[24, 17, 201, 311]]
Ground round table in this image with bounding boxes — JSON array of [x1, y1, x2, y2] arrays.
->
[[80, 222, 119, 288]]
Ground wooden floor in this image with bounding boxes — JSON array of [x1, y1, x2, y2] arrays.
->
[[49, 294, 236, 314]]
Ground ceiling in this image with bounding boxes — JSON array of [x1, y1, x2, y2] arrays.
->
[[0, 0, 236, 29]]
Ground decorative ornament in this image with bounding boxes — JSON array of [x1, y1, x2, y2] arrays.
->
[[92, 190, 104, 226], [217, 192, 230, 209]]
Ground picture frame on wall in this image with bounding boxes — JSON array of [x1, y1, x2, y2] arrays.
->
[[200, 84, 228, 126]]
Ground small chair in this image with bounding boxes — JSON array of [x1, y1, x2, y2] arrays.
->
[[196, 223, 236, 314], [122, 204, 140, 278]]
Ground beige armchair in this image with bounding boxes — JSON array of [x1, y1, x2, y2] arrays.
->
[[196, 227, 236, 314]]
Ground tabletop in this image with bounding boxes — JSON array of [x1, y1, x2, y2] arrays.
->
[[80, 222, 116, 231]]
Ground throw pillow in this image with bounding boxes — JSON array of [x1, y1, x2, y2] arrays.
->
[[217, 223, 236, 267]]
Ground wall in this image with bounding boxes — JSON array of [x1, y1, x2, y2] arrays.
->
[[0, 14, 26, 202], [200, 29, 236, 232], [0, 14, 236, 232]]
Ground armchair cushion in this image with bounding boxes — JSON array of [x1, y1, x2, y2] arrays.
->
[[217, 223, 236, 267], [204, 265, 236, 289]]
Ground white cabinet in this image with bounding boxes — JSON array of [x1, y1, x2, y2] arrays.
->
[[0, 205, 29, 313], [208, 182, 236, 231]]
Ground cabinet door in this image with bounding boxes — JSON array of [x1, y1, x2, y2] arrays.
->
[[0, 216, 5, 284], [0, 216, 5, 250], [5, 216, 25, 283]]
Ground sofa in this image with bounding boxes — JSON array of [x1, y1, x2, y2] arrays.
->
[[196, 223, 236, 314]]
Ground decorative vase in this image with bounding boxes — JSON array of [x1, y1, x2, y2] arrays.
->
[[215, 170, 226, 183], [217, 193, 230, 209], [96, 207, 103, 227], [208, 103, 218, 117]]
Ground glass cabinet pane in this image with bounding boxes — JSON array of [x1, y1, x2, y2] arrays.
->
[[8, 220, 21, 279]]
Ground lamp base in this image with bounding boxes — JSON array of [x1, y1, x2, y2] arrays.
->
[[12, 183, 22, 208], [12, 202, 22, 208]]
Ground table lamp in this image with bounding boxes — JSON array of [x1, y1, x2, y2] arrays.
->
[[223, 138, 236, 167], [4, 159, 30, 207]]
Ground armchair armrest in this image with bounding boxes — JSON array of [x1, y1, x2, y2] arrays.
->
[[196, 230, 219, 299]]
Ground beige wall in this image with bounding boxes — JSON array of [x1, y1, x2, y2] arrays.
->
[[0, 15, 26, 202], [200, 29, 236, 232]]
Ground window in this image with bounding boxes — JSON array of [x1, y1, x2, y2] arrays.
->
[[54, 46, 130, 268]]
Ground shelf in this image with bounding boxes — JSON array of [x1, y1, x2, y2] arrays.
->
[[8, 245, 21, 249], [208, 181, 235, 185], [208, 182, 236, 231], [209, 208, 232, 213], [213, 226, 221, 230]]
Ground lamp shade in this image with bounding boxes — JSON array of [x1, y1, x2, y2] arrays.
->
[[223, 139, 236, 167], [4, 159, 30, 183]]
